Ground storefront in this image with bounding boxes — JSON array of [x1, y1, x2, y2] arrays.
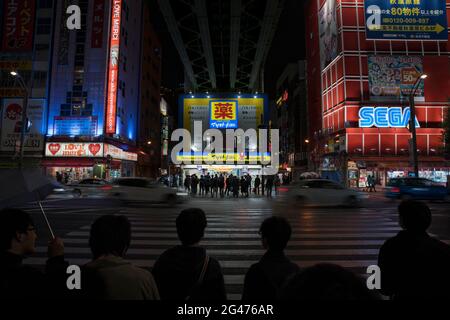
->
[[346, 159, 450, 188], [43, 142, 138, 183]]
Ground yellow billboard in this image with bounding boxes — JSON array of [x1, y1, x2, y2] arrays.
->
[[181, 95, 267, 132]]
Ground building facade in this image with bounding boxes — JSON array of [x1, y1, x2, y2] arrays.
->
[[44, 0, 149, 182], [0, 0, 56, 168], [137, 0, 162, 179], [306, 0, 450, 187], [275, 61, 308, 180]]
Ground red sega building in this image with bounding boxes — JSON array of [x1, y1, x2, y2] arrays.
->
[[306, 0, 450, 187]]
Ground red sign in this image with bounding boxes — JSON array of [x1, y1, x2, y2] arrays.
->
[[105, 0, 122, 134], [2, 0, 36, 52], [91, 0, 105, 48], [45, 143, 105, 158], [214, 103, 234, 120]]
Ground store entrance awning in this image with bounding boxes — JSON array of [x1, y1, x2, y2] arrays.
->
[[41, 158, 98, 167]]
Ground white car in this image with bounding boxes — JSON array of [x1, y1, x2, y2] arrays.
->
[[110, 177, 186, 206], [69, 178, 113, 198], [286, 179, 364, 207]]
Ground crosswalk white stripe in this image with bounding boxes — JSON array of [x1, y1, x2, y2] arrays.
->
[[25, 258, 378, 270], [79, 226, 402, 232], [60, 238, 392, 246], [66, 231, 399, 238], [34, 247, 380, 256]]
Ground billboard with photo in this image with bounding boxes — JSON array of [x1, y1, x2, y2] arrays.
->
[[364, 0, 448, 40], [319, 0, 338, 70], [368, 55, 424, 99], [0, 99, 45, 152]]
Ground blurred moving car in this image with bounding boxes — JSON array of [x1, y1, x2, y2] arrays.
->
[[110, 177, 186, 206], [68, 178, 112, 198], [286, 179, 365, 207], [385, 178, 449, 201]]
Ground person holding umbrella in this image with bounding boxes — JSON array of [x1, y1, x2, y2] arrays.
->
[[0, 208, 68, 299]]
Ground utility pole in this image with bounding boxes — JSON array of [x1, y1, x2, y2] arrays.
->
[[10, 71, 29, 170], [408, 74, 427, 178]]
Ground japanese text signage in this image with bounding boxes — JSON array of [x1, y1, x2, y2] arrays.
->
[[106, 0, 122, 134], [368, 55, 424, 99], [209, 101, 238, 129], [91, 0, 105, 48], [1, 0, 36, 51], [365, 0, 448, 40], [359, 107, 420, 128]]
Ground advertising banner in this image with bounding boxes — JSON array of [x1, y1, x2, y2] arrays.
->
[[1, 99, 45, 152], [105, 0, 123, 134], [45, 143, 104, 158], [368, 55, 424, 99], [364, 0, 448, 40], [1, 0, 36, 52], [91, 0, 105, 48], [176, 152, 271, 163], [318, 0, 338, 70], [104, 144, 137, 162], [181, 95, 266, 132]]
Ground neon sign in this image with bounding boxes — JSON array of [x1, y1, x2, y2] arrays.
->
[[359, 107, 420, 128], [105, 0, 122, 134]]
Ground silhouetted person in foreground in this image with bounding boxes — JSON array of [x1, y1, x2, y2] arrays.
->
[[378, 200, 450, 299], [242, 217, 299, 300], [281, 264, 379, 300], [0, 208, 68, 299], [152, 208, 226, 300], [82, 215, 159, 300]]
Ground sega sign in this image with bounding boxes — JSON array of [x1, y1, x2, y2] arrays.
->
[[359, 107, 420, 128]]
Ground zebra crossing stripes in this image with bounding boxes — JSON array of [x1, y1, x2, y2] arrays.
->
[[24, 206, 407, 300]]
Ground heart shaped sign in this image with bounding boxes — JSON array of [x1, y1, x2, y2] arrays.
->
[[48, 143, 61, 156], [89, 144, 101, 156]]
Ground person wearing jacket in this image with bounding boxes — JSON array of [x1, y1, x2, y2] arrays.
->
[[82, 215, 159, 300], [0, 208, 68, 299], [242, 217, 299, 300], [152, 208, 226, 300]]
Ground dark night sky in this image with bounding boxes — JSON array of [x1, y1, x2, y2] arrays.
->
[[149, 0, 306, 98]]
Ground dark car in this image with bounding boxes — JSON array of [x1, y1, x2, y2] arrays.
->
[[385, 178, 449, 201]]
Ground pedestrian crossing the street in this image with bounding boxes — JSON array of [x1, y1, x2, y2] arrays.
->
[[22, 199, 426, 301]]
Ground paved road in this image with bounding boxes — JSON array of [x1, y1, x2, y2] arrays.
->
[[19, 195, 450, 300]]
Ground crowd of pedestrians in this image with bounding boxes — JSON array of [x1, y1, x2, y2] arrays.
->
[[1, 200, 450, 300], [183, 173, 287, 198]]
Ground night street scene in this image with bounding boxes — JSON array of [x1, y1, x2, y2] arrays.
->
[[1, 0, 450, 314]]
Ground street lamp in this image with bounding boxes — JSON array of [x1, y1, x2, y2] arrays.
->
[[409, 74, 427, 178], [10, 71, 29, 169]]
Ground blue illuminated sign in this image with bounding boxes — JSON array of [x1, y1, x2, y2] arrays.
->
[[365, 0, 448, 40], [359, 107, 420, 128]]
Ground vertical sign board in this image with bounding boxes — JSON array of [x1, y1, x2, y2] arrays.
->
[[1, 0, 36, 52], [365, 0, 448, 40], [318, 0, 338, 70], [106, 0, 122, 134], [91, 0, 105, 48]]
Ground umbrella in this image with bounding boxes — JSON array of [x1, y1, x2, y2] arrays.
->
[[0, 168, 57, 239]]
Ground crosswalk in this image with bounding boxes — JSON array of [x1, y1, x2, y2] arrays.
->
[[22, 198, 449, 300]]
